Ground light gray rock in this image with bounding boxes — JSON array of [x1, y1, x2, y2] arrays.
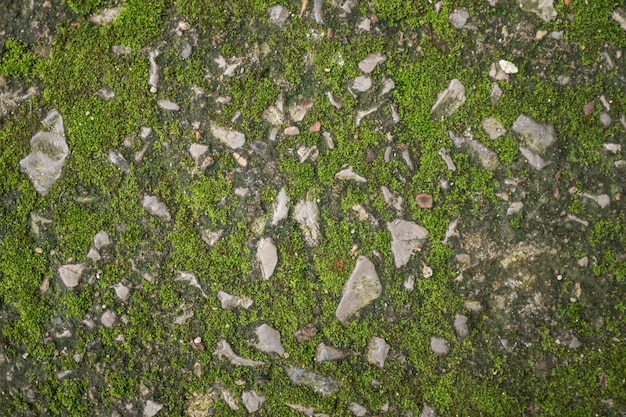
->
[[600, 112, 612, 126], [189, 143, 209, 162], [95, 88, 115, 100], [294, 191, 320, 247], [111, 283, 130, 301], [420, 405, 439, 417], [181, 42, 192, 60], [336, 256, 382, 325], [387, 220, 429, 268], [358, 52, 387, 74], [348, 403, 368, 417], [175, 272, 208, 298], [288, 101, 313, 122], [438, 148, 457, 171], [519, 146, 551, 171], [242, 390, 265, 413], [582, 193, 610, 209], [449, 130, 500, 170], [490, 82, 503, 105], [313, 0, 325, 24], [257, 238, 278, 280], [88, 7, 122, 25], [448, 8, 469, 29], [381, 186, 403, 213], [335, 165, 367, 182], [20, 110, 69, 195], [272, 187, 290, 225], [431, 79, 466, 120], [498, 59, 518, 74], [157, 99, 179, 111], [430, 336, 450, 355], [93, 230, 110, 249], [217, 291, 253, 309], [143, 195, 171, 220], [213, 340, 265, 367], [201, 229, 223, 246], [507, 202, 524, 216], [108, 149, 130, 173], [454, 314, 469, 339], [87, 247, 100, 261], [101, 310, 117, 328], [352, 75, 372, 92], [268, 5, 290, 27], [481, 117, 507, 139], [315, 343, 345, 362], [512, 115, 556, 154], [144, 400, 163, 417], [147, 49, 159, 92], [367, 336, 390, 368], [613, 7, 626, 31], [285, 366, 340, 396], [380, 78, 396, 96], [59, 264, 85, 289], [253, 324, 285, 357], [112, 45, 132, 55], [519, 0, 556, 22], [210, 123, 245, 149]]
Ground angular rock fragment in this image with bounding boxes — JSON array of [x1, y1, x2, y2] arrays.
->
[[272, 187, 290, 225], [448, 8, 469, 29], [352, 75, 372, 92], [253, 324, 285, 357], [380, 78, 395, 96], [93, 230, 111, 249], [88, 7, 122, 25], [20, 110, 69, 195], [613, 7, 626, 31], [358, 52, 386, 73], [95, 88, 115, 100], [490, 82, 503, 105], [336, 256, 382, 325], [438, 148, 457, 171], [349, 403, 368, 417], [108, 149, 130, 173], [507, 202, 524, 216], [381, 186, 403, 213], [519, 0, 556, 22], [519, 146, 551, 171], [256, 238, 278, 280], [175, 271, 208, 298], [284, 126, 300, 136], [481, 117, 507, 139], [213, 340, 264, 367], [217, 291, 253, 309], [144, 400, 163, 417], [431, 79, 466, 120], [512, 115, 556, 154], [189, 143, 208, 162], [387, 220, 429, 267], [315, 343, 345, 362], [367, 337, 390, 368], [201, 229, 223, 246], [294, 191, 320, 247], [157, 99, 179, 111], [285, 366, 340, 396], [582, 193, 610, 209], [449, 130, 500, 170], [335, 165, 366, 182], [59, 264, 85, 289], [143, 195, 171, 220], [454, 314, 469, 339], [210, 123, 245, 149], [101, 310, 117, 328], [87, 247, 100, 261], [111, 282, 130, 301], [242, 390, 265, 413], [268, 5, 290, 27], [313, 0, 325, 24], [420, 405, 439, 417], [430, 336, 450, 355], [355, 107, 377, 126]]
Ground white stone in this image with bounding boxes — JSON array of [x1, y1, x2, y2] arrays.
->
[[430, 336, 450, 355], [387, 219, 429, 267], [101, 310, 117, 328], [93, 230, 111, 249], [293, 191, 320, 247], [143, 195, 171, 220], [498, 59, 518, 74], [253, 324, 285, 357], [59, 264, 85, 289], [210, 123, 245, 149], [430, 79, 466, 120], [367, 336, 390, 368], [335, 165, 367, 182], [217, 291, 253, 309], [144, 400, 163, 417], [157, 100, 179, 111], [268, 5, 290, 27], [88, 7, 122, 25], [358, 52, 386, 73], [352, 75, 372, 92], [272, 187, 290, 225], [111, 283, 130, 301]]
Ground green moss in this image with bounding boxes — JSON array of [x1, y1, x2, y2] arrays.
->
[[0, 39, 42, 79], [64, 0, 103, 14]]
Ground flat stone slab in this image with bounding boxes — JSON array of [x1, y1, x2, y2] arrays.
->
[[285, 366, 340, 396], [512, 114, 556, 154], [336, 256, 382, 325], [430, 79, 466, 121], [20, 109, 69, 195], [387, 219, 429, 267]]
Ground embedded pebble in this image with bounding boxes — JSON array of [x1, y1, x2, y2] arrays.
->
[[352, 75, 372, 92], [257, 238, 278, 279], [387, 219, 430, 267], [210, 123, 246, 149], [507, 202, 524, 216], [268, 5, 290, 27], [358, 52, 387, 73], [100, 310, 116, 328], [293, 191, 320, 247], [143, 195, 171, 220], [285, 366, 340, 396], [512, 115, 556, 154], [111, 283, 130, 301], [481, 116, 507, 139], [217, 291, 253, 309], [213, 340, 265, 367], [336, 256, 382, 325], [315, 343, 345, 362], [519, 146, 551, 171], [349, 403, 368, 417], [431, 79, 466, 120], [242, 390, 265, 413], [157, 99, 179, 111], [430, 336, 450, 355], [454, 314, 469, 339], [59, 264, 85, 289], [144, 400, 163, 417], [367, 336, 390, 368], [335, 165, 367, 182], [253, 324, 285, 357], [448, 8, 469, 29]]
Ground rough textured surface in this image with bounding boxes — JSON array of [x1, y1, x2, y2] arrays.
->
[[430, 79, 466, 120], [336, 256, 382, 325], [284, 366, 340, 396], [512, 114, 556, 154], [19, 110, 69, 195], [387, 220, 429, 268], [256, 238, 278, 280], [253, 324, 285, 357]]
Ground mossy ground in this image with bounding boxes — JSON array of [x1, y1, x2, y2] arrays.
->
[[1, 0, 625, 416]]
